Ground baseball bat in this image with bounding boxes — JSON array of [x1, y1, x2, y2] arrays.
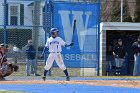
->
[[72, 19, 76, 43]]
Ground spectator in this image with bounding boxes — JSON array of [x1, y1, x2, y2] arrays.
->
[[113, 39, 126, 75], [132, 36, 140, 76], [25, 40, 40, 76]]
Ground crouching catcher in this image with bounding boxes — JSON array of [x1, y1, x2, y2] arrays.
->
[[0, 44, 19, 80], [0, 62, 19, 80]]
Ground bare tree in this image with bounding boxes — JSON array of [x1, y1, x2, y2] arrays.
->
[[134, 0, 140, 22]]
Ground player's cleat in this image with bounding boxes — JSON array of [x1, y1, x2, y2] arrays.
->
[[0, 77, 5, 81], [27, 74, 30, 76], [35, 74, 41, 76], [42, 76, 46, 81], [66, 76, 70, 81]]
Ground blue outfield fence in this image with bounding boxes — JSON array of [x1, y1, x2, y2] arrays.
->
[[44, 1, 100, 70]]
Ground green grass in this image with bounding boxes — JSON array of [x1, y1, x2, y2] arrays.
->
[[10, 64, 140, 79], [10, 64, 81, 77]]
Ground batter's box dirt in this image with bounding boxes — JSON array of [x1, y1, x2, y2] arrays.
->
[[1, 80, 140, 88]]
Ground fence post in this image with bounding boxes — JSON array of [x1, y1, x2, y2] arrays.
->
[[32, 1, 41, 74], [4, 0, 7, 45], [97, 0, 101, 76], [44, 0, 53, 76]]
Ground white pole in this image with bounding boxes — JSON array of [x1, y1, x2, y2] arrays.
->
[[121, 0, 123, 22]]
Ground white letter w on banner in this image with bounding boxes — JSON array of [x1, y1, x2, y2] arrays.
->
[[58, 10, 92, 50]]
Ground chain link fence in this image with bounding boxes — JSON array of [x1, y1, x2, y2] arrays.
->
[[0, 0, 100, 78], [0, 0, 46, 77]]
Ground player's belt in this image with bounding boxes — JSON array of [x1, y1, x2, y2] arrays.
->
[[50, 52, 60, 53]]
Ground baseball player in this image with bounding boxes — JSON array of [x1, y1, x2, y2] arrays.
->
[[0, 62, 19, 80], [0, 44, 19, 80], [132, 36, 140, 76], [41, 28, 73, 81], [0, 44, 8, 65], [113, 39, 126, 75]]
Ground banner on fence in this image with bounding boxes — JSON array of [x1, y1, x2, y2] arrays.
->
[[46, 1, 100, 68]]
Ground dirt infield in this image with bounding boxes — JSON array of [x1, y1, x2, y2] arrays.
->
[[1, 80, 140, 88]]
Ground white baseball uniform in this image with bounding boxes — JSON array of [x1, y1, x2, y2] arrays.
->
[[44, 36, 67, 71]]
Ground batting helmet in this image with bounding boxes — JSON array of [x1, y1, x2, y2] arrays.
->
[[50, 28, 59, 33]]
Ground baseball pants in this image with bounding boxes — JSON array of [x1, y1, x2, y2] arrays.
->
[[133, 53, 140, 76], [114, 58, 124, 68], [44, 53, 66, 71]]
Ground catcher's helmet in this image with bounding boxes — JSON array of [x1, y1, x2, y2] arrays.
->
[[0, 43, 4, 46]]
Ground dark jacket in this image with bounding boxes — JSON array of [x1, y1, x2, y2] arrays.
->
[[132, 42, 140, 54], [113, 44, 126, 58], [26, 45, 36, 59], [0, 51, 7, 63]]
